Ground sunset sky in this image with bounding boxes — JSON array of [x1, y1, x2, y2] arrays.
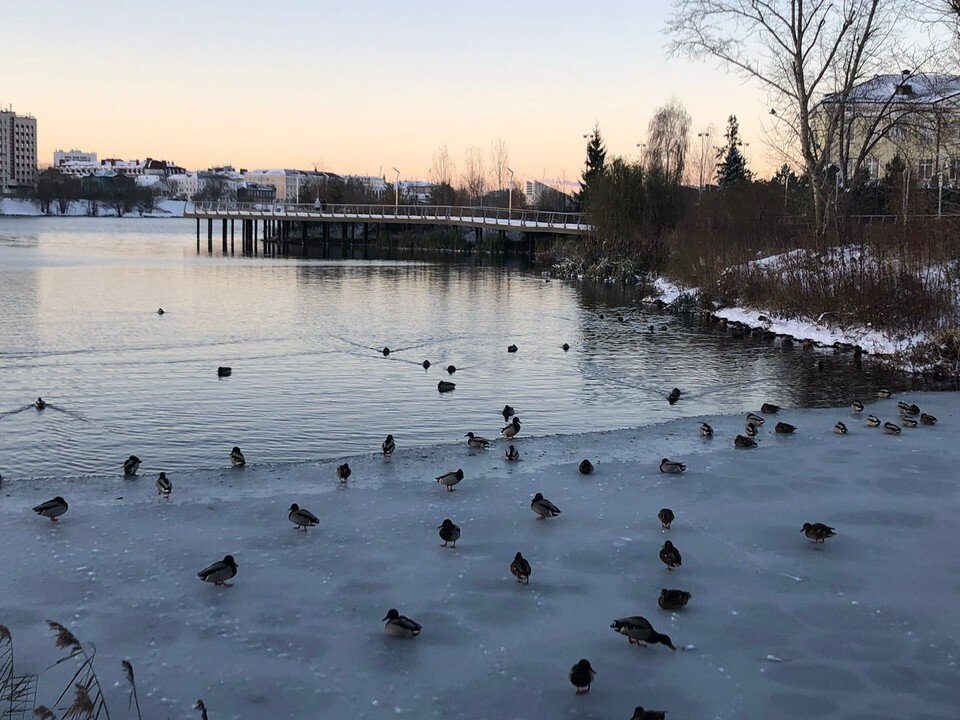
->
[[3, 0, 777, 185]]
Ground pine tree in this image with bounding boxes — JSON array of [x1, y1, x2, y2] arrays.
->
[[579, 123, 607, 203], [715, 115, 752, 189]]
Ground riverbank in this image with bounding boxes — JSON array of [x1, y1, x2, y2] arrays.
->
[[0, 197, 189, 217], [2, 395, 957, 719]]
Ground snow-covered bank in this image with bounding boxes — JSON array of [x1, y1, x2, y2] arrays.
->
[[2, 395, 958, 719], [0, 198, 189, 218]]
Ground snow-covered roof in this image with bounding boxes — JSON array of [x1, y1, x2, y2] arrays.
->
[[822, 73, 960, 106]]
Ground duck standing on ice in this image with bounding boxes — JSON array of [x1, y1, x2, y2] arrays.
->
[[510, 552, 531, 583], [436, 468, 463, 491], [465, 432, 490, 450], [156, 472, 172, 497], [610, 616, 676, 649], [123, 455, 141, 476], [659, 540, 682, 570], [197, 555, 238, 586], [230, 446, 245, 467], [569, 659, 596, 695], [33, 496, 68, 521], [501, 417, 521, 439], [438, 518, 461, 547], [531, 492, 561, 519]]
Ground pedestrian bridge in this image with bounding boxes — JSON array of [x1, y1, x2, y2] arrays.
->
[[186, 201, 590, 235]]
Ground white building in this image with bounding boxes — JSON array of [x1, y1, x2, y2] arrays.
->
[[54, 149, 98, 167], [0, 106, 38, 194]]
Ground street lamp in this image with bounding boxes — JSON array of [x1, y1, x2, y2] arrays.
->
[[392, 167, 400, 208], [507, 167, 515, 214]]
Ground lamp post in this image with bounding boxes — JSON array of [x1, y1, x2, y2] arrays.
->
[[507, 167, 515, 215], [392, 167, 399, 209]]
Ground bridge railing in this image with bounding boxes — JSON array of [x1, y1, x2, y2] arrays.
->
[[188, 201, 588, 229]]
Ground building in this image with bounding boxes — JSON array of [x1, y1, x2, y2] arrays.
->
[[240, 169, 339, 202], [236, 183, 276, 203], [54, 149, 97, 167], [820, 72, 960, 185], [167, 170, 239, 200], [0, 106, 38, 194], [524, 179, 570, 208]]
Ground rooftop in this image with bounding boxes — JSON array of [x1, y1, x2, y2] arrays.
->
[[822, 72, 960, 106]]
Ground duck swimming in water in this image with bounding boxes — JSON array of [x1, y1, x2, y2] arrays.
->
[[659, 458, 686, 474], [510, 552, 531, 583], [382, 608, 421, 638], [381, 347, 391, 356], [657, 508, 674, 530], [659, 540, 682, 570], [197, 555, 237, 586], [465, 432, 490, 450], [507, 344, 518, 353], [505, 444, 520, 461], [288, 503, 319, 530], [35, 397, 46, 410], [569, 659, 596, 695], [562, 343, 570, 351], [501, 404, 515, 421], [157, 308, 165, 315], [421, 359, 431, 370], [436, 468, 463, 491], [230, 447, 245, 467], [531, 492, 561, 519], [667, 388, 681, 405], [438, 380, 456, 393], [217, 366, 232, 377], [33, 496, 68, 521], [446, 365, 456, 374], [123, 455, 141, 476], [578, 459, 594, 475], [438, 518, 461, 547], [700, 422, 713, 438], [610, 616, 676, 650], [501, 417, 521, 439], [156, 472, 172, 497], [801, 522, 836, 543], [382, 434, 395, 456], [658, 588, 691, 611]]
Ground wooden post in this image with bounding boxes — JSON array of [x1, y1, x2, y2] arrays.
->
[[230, 219, 235, 254], [196, 218, 200, 253], [222, 219, 227, 253], [207, 219, 213, 253]]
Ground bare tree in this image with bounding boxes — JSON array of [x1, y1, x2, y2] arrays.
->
[[462, 147, 487, 205], [646, 99, 691, 185], [429, 145, 456, 187], [489, 138, 510, 198], [686, 122, 716, 188]]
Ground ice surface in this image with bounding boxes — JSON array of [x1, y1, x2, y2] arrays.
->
[[1, 393, 958, 719]]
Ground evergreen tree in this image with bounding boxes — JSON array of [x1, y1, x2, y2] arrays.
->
[[579, 123, 607, 203], [715, 115, 752, 189]]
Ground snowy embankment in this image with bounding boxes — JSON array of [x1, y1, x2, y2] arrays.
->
[[0, 198, 189, 218], [1, 394, 958, 719]]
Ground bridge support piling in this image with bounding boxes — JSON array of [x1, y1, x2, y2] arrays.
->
[[230, 219, 235, 254], [221, 220, 227, 253], [196, 218, 200, 254], [207, 219, 213, 253]]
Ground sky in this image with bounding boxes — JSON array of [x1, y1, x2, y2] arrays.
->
[[1, 0, 777, 185]]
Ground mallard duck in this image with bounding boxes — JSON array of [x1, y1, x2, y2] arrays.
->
[[657, 508, 674, 530], [507, 344, 518, 353], [288, 503, 319, 530], [734, 434, 757, 448], [531, 492, 561, 518], [562, 343, 570, 351], [382, 608, 421, 638], [197, 555, 238, 586], [578, 459, 594, 475], [659, 458, 686, 474], [746, 412, 765, 426], [883, 422, 901, 435], [217, 366, 232, 377], [436, 468, 464, 491], [900, 416, 918, 428], [446, 365, 456, 374], [865, 415, 881, 428], [510, 552, 531, 583], [833, 421, 848, 435], [157, 307, 165, 315], [501, 417, 521, 439], [761, 402, 780, 414], [230, 446, 245, 467], [700, 422, 713, 438], [123, 455, 141, 476], [421, 359, 431, 369], [35, 397, 46, 410], [745, 422, 759, 437], [877, 388, 892, 398], [801, 522, 836, 543], [610, 616, 676, 650], [438, 380, 456, 393], [156, 472, 172, 497], [920, 413, 938, 425], [381, 347, 391, 356], [465, 432, 490, 450], [438, 518, 461, 547], [667, 388, 681, 405], [33, 496, 68, 521], [774, 421, 796, 434], [659, 540, 682, 569], [658, 588, 691, 611], [852, 400, 864, 413], [505, 445, 520, 461], [382, 434, 395, 456], [631, 707, 666, 720], [569, 659, 596, 695], [336, 462, 352, 482], [501, 404, 515, 421]]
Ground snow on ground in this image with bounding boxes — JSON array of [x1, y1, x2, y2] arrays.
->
[[0, 198, 189, 217], [2, 394, 959, 720], [643, 277, 696, 306]]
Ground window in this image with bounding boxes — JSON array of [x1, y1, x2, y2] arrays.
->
[[918, 159, 935, 181]]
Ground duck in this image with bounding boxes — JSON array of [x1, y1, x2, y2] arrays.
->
[[659, 458, 686, 474], [746, 412, 765, 426], [610, 616, 676, 650], [833, 421, 848, 435], [505, 445, 520, 461], [510, 552, 531, 583], [802, 338, 813, 350], [659, 540, 682, 570], [900, 416, 918, 428], [699, 422, 713, 438], [920, 413, 938, 425], [501, 404, 515, 421], [761, 402, 780, 414], [288, 503, 319, 530], [336, 463, 351, 483], [745, 421, 759, 437], [35, 397, 46, 410], [898, 402, 921, 416], [774, 421, 796, 435], [657, 508, 674, 531], [217, 366, 232, 377], [156, 472, 172, 497], [446, 365, 457, 374], [569, 659, 596, 695], [883, 421, 902, 435], [667, 388, 681, 405], [421, 359, 431, 370], [531, 492, 561, 519], [658, 588, 692, 611], [382, 608, 422, 637], [230, 446, 245, 467], [465, 432, 490, 450], [631, 707, 667, 720], [735, 434, 757, 448], [877, 388, 892, 398], [562, 343, 570, 351], [438, 518, 461, 547], [507, 344, 518, 353], [33, 496, 68, 521], [381, 347, 391, 356], [197, 555, 238, 586], [382, 434, 395, 456], [123, 455, 141, 476], [578, 459, 594, 475], [436, 468, 464, 491], [852, 400, 864, 413], [438, 380, 456, 393], [801, 522, 836, 543], [157, 307, 165, 315], [501, 416, 521, 439], [865, 415, 881, 428]]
